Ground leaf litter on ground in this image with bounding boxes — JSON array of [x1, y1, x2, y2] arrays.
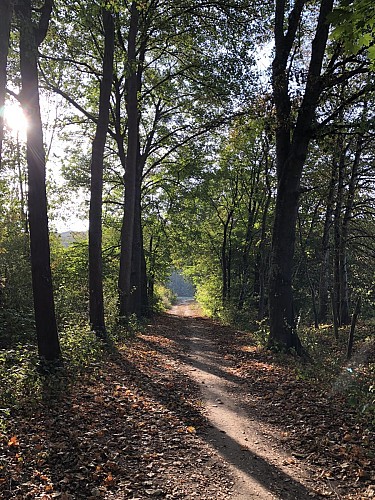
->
[[0, 310, 374, 499]]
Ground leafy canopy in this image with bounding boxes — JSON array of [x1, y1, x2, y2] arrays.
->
[[329, 0, 375, 61]]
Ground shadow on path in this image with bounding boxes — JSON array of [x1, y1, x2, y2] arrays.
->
[[162, 301, 320, 499]]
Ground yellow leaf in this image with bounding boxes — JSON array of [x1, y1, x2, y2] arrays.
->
[[186, 426, 196, 434]]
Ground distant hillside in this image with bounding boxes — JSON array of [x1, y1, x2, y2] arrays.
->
[[59, 231, 88, 248]]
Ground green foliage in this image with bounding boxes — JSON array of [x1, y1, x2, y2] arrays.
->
[[297, 323, 375, 424], [330, 0, 375, 62], [59, 324, 104, 374], [0, 344, 40, 411], [50, 234, 89, 327], [0, 225, 34, 349], [195, 273, 223, 318], [150, 283, 177, 312], [0, 324, 107, 433]]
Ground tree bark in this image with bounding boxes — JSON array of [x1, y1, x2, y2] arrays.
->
[[0, 0, 12, 167], [129, 167, 143, 316], [268, 0, 334, 353], [238, 179, 257, 310], [333, 141, 346, 326], [339, 135, 362, 326], [118, 1, 139, 318], [88, 7, 114, 337], [18, 0, 61, 362], [318, 158, 337, 323], [347, 296, 361, 360]]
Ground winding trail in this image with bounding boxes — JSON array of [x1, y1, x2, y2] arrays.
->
[[168, 299, 318, 499]]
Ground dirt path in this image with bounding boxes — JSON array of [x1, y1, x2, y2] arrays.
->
[[168, 300, 318, 499], [4, 301, 372, 499]]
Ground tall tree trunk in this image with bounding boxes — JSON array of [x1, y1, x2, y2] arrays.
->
[[318, 158, 337, 323], [256, 141, 272, 321], [268, 0, 334, 353], [15, 131, 29, 233], [88, 7, 114, 337], [18, 0, 61, 362], [140, 241, 149, 314], [0, 0, 12, 166], [221, 212, 233, 303], [333, 142, 345, 326], [339, 135, 362, 325], [238, 193, 257, 310], [129, 168, 143, 316], [118, 1, 139, 318]]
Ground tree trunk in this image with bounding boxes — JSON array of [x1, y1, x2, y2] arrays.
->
[[347, 296, 361, 360], [129, 169, 143, 316], [15, 132, 29, 233], [256, 144, 272, 321], [268, 156, 305, 351], [268, 0, 334, 353], [88, 7, 114, 337], [333, 143, 345, 326], [221, 212, 233, 303], [238, 197, 256, 310], [339, 136, 362, 326], [18, 0, 61, 362], [318, 158, 337, 323], [118, 1, 139, 318], [0, 0, 12, 166]]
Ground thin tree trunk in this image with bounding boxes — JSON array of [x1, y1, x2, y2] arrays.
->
[[88, 7, 114, 337], [147, 235, 155, 301], [238, 196, 256, 310], [140, 241, 149, 314], [0, 0, 12, 166], [18, 0, 60, 362], [318, 159, 337, 323], [331, 289, 339, 340], [339, 136, 362, 326], [347, 296, 361, 360], [256, 145, 272, 321], [297, 214, 319, 328], [221, 212, 233, 303], [333, 144, 345, 326], [15, 132, 29, 233]]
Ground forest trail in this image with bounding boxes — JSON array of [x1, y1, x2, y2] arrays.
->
[[167, 300, 317, 499], [2, 301, 373, 499]]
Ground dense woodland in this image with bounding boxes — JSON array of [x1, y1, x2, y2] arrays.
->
[[0, 0, 375, 462], [0, 0, 374, 497], [1, 0, 374, 350]]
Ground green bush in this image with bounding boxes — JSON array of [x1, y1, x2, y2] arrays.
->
[[151, 283, 177, 312]]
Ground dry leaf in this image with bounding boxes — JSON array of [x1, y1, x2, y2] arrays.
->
[[7, 435, 19, 447]]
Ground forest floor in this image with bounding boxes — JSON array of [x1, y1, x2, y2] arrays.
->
[[1, 300, 374, 499]]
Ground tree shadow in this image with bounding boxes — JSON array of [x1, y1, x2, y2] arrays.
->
[[205, 423, 317, 499], [9, 313, 323, 499]]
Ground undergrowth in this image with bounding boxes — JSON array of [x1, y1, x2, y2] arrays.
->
[[0, 322, 135, 435], [297, 323, 375, 425], [218, 311, 375, 426]]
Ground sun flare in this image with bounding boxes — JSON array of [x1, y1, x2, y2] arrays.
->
[[4, 102, 28, 136]]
